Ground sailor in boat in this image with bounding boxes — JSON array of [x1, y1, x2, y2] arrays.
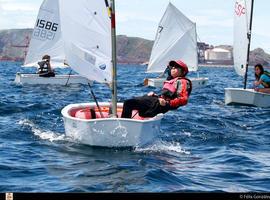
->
[[254, 63, 270, 94], [121, 60, 192, 118], [37, 55, 55, 77], [158, 64, 173, 80]]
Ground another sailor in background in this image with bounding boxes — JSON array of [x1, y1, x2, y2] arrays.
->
[[37, 55, 55, 77], [159, 64, 172, 80], [254, 63, 270, 94], [121, 60, 192, 118]]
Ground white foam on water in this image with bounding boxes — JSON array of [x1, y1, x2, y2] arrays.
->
[[18, 119, 66, 142], [135, 140, 190, 155]]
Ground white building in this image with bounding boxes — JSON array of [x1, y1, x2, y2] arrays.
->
[[205, 48, 232, 61]]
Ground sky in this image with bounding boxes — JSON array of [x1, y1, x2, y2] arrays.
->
[[0, 0, 270, 53]]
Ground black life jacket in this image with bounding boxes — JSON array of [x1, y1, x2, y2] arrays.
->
[[37, 60, 49, 73]]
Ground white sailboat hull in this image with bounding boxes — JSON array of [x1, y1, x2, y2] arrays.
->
[[61, 102, 163, 147], [14, 73, 92, 85], [225, 88, 270, 107], [144, 77, 209, 89]]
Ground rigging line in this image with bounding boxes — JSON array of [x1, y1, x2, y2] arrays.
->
[[65, 69, 73, 86], [244, 0, 254, 89], [197, 33, 202, 43], [88, 83, 104, 118]]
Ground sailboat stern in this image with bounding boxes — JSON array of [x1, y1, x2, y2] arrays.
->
[[145, 77, 208, 88], [14, 73, 91, 85], [61, 102, 163, 147], [225, 88, 270, 107]]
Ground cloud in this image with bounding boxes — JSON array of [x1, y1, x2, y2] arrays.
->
[[117, 11, 159, 24], [0, 0, 40, 29], [1, 1, 39, 12]]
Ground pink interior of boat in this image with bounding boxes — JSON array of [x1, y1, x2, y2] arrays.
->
[[68, 106, 150, 120]]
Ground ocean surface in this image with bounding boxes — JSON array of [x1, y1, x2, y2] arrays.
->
[[0, 61, 269, 192]]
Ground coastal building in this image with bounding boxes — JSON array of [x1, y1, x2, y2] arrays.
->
[[205, 48, 232, 60], [204, 47, 233, 65]]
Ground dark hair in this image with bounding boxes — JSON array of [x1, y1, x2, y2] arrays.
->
[[42, 55, 50, 60], [254, 63, 264, 80]]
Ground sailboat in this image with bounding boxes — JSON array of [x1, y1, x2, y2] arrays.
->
[[14, 0, 91, 85], [144, 3, 208, 89], [61, 0, 163, 147], [225, 0, 270, 107]]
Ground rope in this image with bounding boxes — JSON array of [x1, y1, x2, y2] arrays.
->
[[88, 83, 104, 118]]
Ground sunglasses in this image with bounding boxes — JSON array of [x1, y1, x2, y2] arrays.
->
[[171, 66, 181, 70]]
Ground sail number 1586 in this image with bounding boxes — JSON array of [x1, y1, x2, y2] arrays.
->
[[36, 19, 58, 31], [33, 19, 58, 41]]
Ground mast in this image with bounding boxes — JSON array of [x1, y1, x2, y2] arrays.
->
[[244, 0, 254, 89], [110, 0, 118, 116]]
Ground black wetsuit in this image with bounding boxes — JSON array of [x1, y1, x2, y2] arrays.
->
[[121, 95, 170, 118]]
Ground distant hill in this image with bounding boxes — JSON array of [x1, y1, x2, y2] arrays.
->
[[0, 29, 153, 64], [249, 48, 270, 66], [117, 35, 153, 64], [1, 28, 270, 65], [0, 29, 32, 61]]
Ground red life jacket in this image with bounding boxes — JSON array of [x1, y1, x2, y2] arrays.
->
[[161, 77, 192, 108], [162, 77, 192, 97]]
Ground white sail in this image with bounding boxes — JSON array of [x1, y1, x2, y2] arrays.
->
[[60, 0, 112, 83], [24, 0, 66, 68], [233, 0, 252, 76], [147, 3, 198, 73]]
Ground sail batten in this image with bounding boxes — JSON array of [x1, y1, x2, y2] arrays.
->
[[147, 3, 198, 73]]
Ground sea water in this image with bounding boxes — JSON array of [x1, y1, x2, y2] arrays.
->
[[0, 62, 269, 192]]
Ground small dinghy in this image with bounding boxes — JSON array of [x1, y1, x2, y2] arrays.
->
[[60, 0, 163, 147], [14, 0, 92, 86], [225, 0, 270, 107], [144, 3, 208, 89]]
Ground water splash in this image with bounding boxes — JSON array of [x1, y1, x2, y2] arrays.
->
[[18, 119, 66, 142], [135, 139, 190, 155]]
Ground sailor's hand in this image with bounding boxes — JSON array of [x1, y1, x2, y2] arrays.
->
[[254, 81, 259, 86], [148, 91, 155, 96], [159, 98, 167, 106]]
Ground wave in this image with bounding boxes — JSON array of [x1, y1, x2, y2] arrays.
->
[[18, 119, 66, 142]]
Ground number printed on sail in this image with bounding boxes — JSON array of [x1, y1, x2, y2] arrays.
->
[[33, 19, 59, 41]]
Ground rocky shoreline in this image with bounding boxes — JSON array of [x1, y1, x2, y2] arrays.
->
[[1, 29, 270, 65]]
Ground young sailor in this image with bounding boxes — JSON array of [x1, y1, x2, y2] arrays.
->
[[37, 55, 55, 77], [121, 60, 192, 118], [254, 63, 270, 94]]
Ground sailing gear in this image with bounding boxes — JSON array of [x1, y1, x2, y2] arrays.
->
[[264, 71, 270, 77], [121, 77, 192, 118], [37, 59, 55, 77], [161, 77, 192, 108], [121, 96, 170, 118], [261, 72, 270, 88], [37, 60, 49, 73], [39, 71, 56, 77], [169, 60, 189, 76]]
